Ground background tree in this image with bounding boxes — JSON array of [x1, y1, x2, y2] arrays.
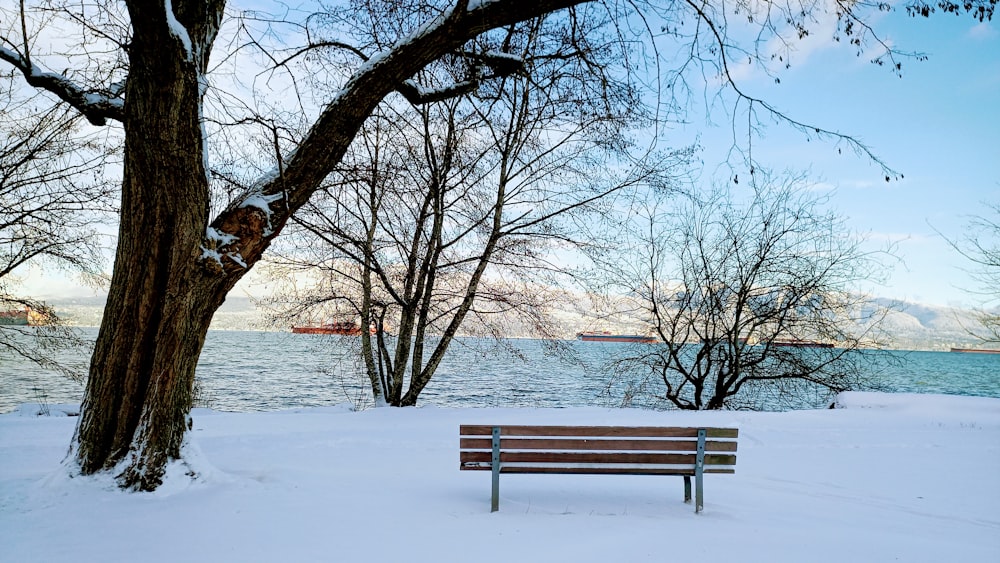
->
[[945, 202, 1000, 344], [1, 0, 990, 489], [267, 18, 684, 406], [593, 175, 895, 410], [0, 74, 114, 379]]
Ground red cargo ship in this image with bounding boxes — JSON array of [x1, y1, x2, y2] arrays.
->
[[292, 321, 373, 335], [576, 331, 657, 344]]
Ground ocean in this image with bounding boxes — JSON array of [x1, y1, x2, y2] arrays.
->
[[2, 328, 998, 414]]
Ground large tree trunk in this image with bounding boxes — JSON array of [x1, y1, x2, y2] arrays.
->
[[71, 1, 230, 491]]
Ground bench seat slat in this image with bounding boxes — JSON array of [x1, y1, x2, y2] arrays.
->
[[460, 425, 738, 439], [460, 465, 736, 475], [460, 437, 738, 452], [460, 451, 737, 466]]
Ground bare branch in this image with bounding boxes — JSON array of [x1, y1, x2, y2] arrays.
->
[[0, 46, 124, 125]]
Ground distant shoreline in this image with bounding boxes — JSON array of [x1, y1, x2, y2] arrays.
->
[[46, 324, 1000, 354]]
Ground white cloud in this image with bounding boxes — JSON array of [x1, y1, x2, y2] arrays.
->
[[802, 180, 837, 193], [967, 22, 998, 40], [842, 178, 903, 190], [714, 0, 899, 86]]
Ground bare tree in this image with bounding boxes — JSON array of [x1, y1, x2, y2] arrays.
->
[[0, 73, 114, 379], [1, 0, 990, 489], [945, 202, 1000, 344], [595, 175, 895, 410], [268, 20, 686, 406]]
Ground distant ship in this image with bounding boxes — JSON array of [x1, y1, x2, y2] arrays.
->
[[771, 339, 835, 349], [949, 348, 1000, 354], [0, 308, 30, 326], [292, 321, 374, 336], [576, 331, 657, 344]]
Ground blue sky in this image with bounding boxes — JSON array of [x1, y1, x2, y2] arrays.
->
[[16, 4, 998, 309], [670, 10, 999, 307]]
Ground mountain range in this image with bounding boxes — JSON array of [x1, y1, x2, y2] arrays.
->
[[41, 295, 997, 351]]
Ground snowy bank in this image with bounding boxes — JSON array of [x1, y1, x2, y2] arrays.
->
[[1, 392, 997, 562]]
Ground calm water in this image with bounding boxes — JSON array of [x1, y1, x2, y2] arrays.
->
[[1, 328, 998, 413]]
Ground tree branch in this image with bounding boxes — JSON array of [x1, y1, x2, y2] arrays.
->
[[0, 46, 125, 126], [205, 0, 590, 281], [397, 50, 526, 105]]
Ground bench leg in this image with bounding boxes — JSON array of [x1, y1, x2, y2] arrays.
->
[[695, 470, 703, 513], [491, 466, 499, 512], [683, 475, 691, 503], [695, 428, 706, 513], [491, 426, 501, 512]]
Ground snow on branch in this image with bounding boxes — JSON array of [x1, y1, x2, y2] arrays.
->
[[199, 225, 246, 272], [397, 50, 525, 105], [239, 191, 285, 236], [0, 46, 124, 126], [471, 50, 526, 75], [397, 79, 479, 104], [198, 190, 288, 275]]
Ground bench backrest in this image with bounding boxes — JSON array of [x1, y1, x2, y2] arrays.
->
[[459, 425, 738, 475]]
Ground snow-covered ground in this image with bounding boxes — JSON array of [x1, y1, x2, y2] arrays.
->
[[1, 392, 997, 562]]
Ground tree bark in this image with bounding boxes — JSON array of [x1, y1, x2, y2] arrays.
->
[[71, 1, 229, 490]]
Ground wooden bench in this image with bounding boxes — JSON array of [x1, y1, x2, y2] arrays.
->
[[459, 425, 738, 513]]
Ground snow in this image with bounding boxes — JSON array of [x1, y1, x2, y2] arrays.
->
[[238, 191, 284, 215], [198, 246, 223, 266], [237, 191, 285, 236], [482, 50, 526, 64], [404, 78, 479, 102], [82, 91, 125, 111], [201, 224, 247, 270], [228, 252, 248, 268], [164, 0, 193, 61], [205, 226, 238, 246], [1, 392, 997, 562]]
